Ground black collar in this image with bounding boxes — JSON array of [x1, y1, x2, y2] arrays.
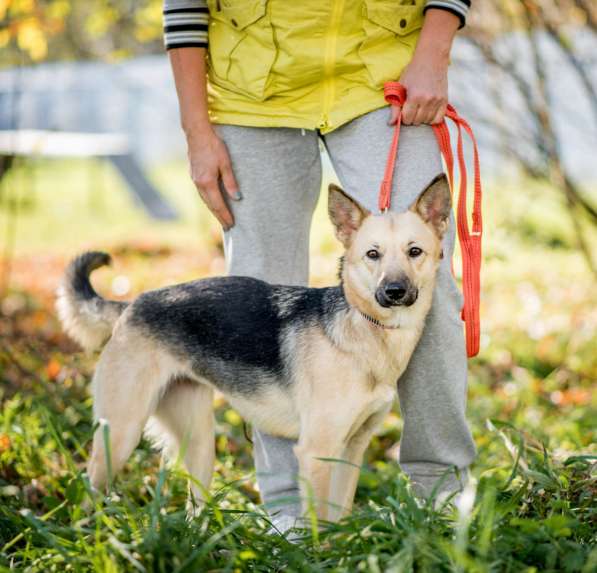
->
[[358, 310, 401, 330]]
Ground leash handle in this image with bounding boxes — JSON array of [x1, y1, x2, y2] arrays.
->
[[381, 81, 483, 357]]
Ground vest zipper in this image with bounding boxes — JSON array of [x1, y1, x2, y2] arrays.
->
[[319, 0, 345, 130]]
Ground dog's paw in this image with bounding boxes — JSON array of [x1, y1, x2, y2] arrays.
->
[[267, 514, 311, 543], [186, 498, 205, 522], [268, 514, 297, 534], [79, 485, 102, 514]]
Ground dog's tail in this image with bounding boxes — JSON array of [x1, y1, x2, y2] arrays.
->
[[56, 251, 128, 352]]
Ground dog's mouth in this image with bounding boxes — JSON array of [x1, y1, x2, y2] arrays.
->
[[375, 286, 419, 308]]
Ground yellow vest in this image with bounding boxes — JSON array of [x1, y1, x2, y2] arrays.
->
[[206, 0, 424, 133]]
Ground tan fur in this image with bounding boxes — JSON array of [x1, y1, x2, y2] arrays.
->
[[72, 176, 451, 524], [147, 379, 215, 512], [55, 253, 126, 352], [55, 286, 121, 352]]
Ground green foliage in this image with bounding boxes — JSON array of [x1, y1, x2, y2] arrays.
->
[[0, 0, 163, 66], [0, 375, 594, 571]]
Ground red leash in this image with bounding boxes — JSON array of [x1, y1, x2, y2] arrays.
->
[[380, 82, 483, 358]]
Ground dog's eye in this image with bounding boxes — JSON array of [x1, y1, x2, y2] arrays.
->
[[366, 249, 380, 260], [408, 247, 423, 258]]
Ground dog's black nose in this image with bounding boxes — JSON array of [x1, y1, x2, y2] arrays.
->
[[375, 280, 417, 308], [384, 282, 407, 302]]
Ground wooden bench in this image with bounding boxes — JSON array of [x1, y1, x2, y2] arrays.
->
[[0, 130, 178, 221]]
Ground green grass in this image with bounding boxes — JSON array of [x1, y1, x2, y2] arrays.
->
[[0, 158, 595, 571], [0, 157, 210, 255]]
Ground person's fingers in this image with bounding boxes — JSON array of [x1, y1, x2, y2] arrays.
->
[[413, 94, 441, 125], [388, 105, 402, 126], [193, 172, 234, 230], [415, 96, 447, 124], [220, 160, 242, 201], [401, 100, 419, 125], [431, 102, 448, 125], [423, 98, 443, 124], [411, 104, 428, 126], [216, 139, 242, 201], [205, 182, 235, 230], [411, 98, 435, 125]]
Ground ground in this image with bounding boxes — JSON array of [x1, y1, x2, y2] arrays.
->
[[0, 158, 595, 571]]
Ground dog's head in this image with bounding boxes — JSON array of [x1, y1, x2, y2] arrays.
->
[[329, 174, 451, 322]]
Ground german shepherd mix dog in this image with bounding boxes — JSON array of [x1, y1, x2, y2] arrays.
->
[[57, 174, 451, 522]]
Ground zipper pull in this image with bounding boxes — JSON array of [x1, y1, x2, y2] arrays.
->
[[318, 118, 330, 130]]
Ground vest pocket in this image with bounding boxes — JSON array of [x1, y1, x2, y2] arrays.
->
[[207, 0, 276, 100], [359, 0, 424, 87], [365, 0, 424, 36]]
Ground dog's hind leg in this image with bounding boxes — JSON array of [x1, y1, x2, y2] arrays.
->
[[87, 333, 169, 492], [150, 379, 215, 515]]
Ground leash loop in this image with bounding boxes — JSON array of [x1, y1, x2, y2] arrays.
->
[[380, 81, 483, 357]]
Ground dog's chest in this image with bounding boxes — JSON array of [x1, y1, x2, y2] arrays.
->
[[226, 386, 300, 439], [343, 383, 395, 441]]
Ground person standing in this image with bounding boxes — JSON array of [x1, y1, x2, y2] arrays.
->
[[164, 0, 476, 531]]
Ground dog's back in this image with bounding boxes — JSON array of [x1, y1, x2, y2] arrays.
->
[[128, 276, 345, 394], [57, 254, 347, 395]]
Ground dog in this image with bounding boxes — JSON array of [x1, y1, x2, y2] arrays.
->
[[57, 174, 451, 522]]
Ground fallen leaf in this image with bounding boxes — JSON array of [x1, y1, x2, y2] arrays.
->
[[46, 358, 61, 380]]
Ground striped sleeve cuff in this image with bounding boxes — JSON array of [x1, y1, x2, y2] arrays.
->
[[163, 0, 209, 50], [423, 0, 471, 28]]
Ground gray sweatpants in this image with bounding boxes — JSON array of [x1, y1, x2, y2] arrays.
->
[[216, 107, 476, 516]]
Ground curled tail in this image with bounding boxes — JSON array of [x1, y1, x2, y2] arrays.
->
[[56, 251, 128, 351]]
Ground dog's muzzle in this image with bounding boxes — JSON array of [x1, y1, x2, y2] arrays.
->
[[375, 280, 418, 308]]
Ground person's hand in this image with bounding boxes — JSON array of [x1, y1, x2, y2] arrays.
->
[[388, 54, 449, 127], [186, 126, 241, 231], [388, 8, 460, 127]]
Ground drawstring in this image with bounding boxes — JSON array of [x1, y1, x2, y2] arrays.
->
[[380, 82, 483, 358]]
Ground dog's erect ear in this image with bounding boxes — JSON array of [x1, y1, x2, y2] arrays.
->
[[410, 174, 452, 238], [328, 184, 370, 247]]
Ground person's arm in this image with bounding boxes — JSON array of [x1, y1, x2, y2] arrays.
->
[[164, 0, 240, 230], [169, 48, 240, 230], [390, 6, 465, 126]]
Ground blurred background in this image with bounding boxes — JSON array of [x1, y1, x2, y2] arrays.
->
[[0, 0, 595, 561]]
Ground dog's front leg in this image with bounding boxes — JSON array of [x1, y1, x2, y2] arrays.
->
[[294, 433, 344, 522], [328, 407, 391, 521]]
